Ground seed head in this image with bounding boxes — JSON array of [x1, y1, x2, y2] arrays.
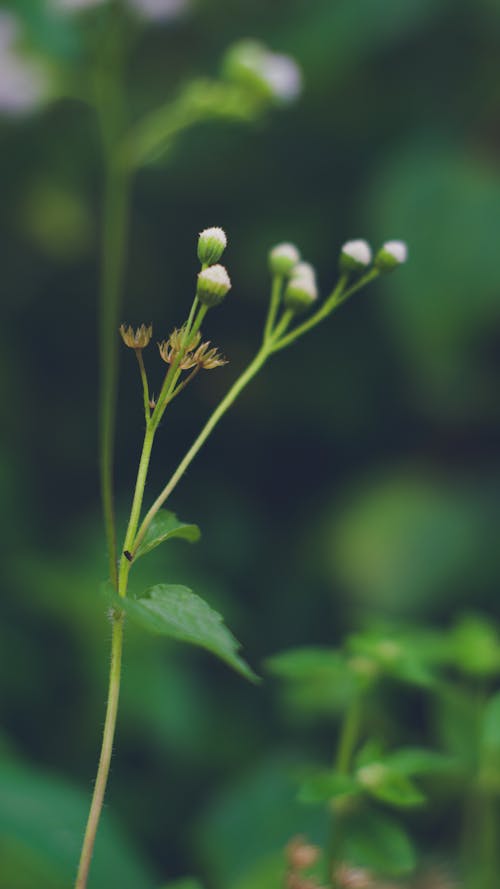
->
[[119, 323, 153, 349], [198, 226, 227, 265], [340, 239, 373, 273], [269, 242, 301, 277], [196, 263, 232, 307], [374, 240, 408, 271]]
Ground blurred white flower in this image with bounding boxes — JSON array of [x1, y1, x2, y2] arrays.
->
[[126, 0, 190, 22], [260, 52, 302, 103], [0, 12, 48, 115]]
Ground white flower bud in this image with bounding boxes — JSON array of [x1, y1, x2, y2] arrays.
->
[[375, 240, 408, 271], [284, 263, 318, 313], [339, 239, 372, 273], [196, 264, 231, 307], [222, 40, 302, 105], [269, 242, 301, 277], [197, 226, 227, 265]]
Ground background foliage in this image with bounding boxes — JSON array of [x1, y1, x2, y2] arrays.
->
[[1, 1, 500, 886]]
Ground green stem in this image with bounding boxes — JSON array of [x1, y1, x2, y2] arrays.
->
[[263, 274, 283, 342], [75, 614, 124, 889], [272, 270, 379, 353], [118, 420, 156, 595], [135, 349, 151, 423], [99, 161, 131, 590], [151, 304, 208, 430], [329, 697, 362, 886], [132, 344, 271, 556]]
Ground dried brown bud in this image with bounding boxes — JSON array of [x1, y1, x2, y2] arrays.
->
[[335, 863, 375, 888], [119, 323, 153, 349], [158, 327, 227, 372], [286, 837, 320, 871]]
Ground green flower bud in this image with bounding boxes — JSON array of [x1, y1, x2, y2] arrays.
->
[[197, 226, 227, 265], [269, 242, 301, 277], [284, 262, 318, 313], [339, 239, 372, 273], [196, 264, 232, 307], [374, 240, 408, 271]]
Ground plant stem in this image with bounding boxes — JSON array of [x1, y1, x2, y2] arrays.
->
[[75, 614, 124, 889], [263, 274, 283, 342], [118, 420, 156, 595], [135, 349, 151, 422], [329, 697, 362, 886], [99, 160, 131, 590], [132, 344, 271, 556]]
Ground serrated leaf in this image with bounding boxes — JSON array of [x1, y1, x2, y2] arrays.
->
[[122, 584, 258, 682], [298, 770, 359, 804], [134, 510, 200, 560], [341, 808, 416, 876]]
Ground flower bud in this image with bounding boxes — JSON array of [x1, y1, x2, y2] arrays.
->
[[269, 242, 301, 277], [197, 226, 227, 266], [196, 264, 231, 307], [374, 240, 408, 271], [284, 262, 318, 313], [222, 40, 302, 105], [339, 239, 372, 273]]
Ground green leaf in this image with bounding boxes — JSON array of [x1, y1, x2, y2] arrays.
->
[[341, 808, 416, 876], [298, 770, 359, 804], [479, 692, 500, 792], [122, 585, 258, 682], [356, 763, 426, 808], [450, 614, 500, 678], [134, 510, 200, 560], [384, 747, 457, 777], [266, 647, 343, 679]]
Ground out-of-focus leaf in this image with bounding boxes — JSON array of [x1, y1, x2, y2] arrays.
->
[[384, 748, 458, 777], [479, 692, 500, 791], [449, 614, 500, 678], [0, 757, 155, 889], [347, 627, 440, 688], [366, 142, 500, 416], [134, 510, 200, 560], [121, 584, 258, 682], [232, 853, 285, 889], [195, 756, 325, 889], [333, 475, 481, 612], [357, 763, 426, 808], [298, 770, 359, 805], [267, 647, 363, 717], [340, 808, 416, 876]]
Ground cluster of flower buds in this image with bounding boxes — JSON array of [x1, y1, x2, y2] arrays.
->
[[339, 239, 408, 274], [196, 227, 232, 307], [269, 241, 318, 314], [222, 40, 302, 105]]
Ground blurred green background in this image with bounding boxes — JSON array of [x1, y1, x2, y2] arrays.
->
[[1, 0, 500, 886]]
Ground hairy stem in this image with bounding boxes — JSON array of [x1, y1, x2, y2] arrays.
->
[[75, 614, 124, 889]]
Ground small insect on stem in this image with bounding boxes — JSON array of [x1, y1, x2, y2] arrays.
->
[[123, 550, 133, 562]]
